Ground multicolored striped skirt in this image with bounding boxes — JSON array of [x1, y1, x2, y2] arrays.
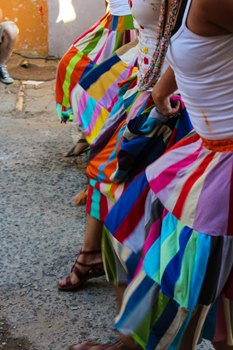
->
[[71, 41, 138, 143], [86, 79, 192, 222], [103, 131, 233, 349], [55, 11, 136, 121], [86, 78, 151, 221]]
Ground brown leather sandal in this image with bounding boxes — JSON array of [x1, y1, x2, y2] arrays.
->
[[58, 250, 105, 291], [64, 138, 90, 157]]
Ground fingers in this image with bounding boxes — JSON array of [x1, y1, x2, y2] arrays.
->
[[170, 100, 180, 114], [155, 98, 180, 117]]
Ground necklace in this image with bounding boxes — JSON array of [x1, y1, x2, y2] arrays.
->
[[137, 0, 180, 91]]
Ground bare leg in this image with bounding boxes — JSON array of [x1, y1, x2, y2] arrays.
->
[[58, 214, 104, 288], [115, 285, 127, 310], [0, 22, 19, 65], [63, 132, 89, 157], [0, 21, 18, 84], [118, 334, 142, 350], [178, 306, 202, 350]]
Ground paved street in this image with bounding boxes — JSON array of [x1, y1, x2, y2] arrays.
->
[[0, 59, 214, 350]]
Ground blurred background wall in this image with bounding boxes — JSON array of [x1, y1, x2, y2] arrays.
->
[[0, 0, 105, 58]]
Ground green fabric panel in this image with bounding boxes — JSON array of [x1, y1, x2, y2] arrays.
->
[[62, 50, 84, 107]]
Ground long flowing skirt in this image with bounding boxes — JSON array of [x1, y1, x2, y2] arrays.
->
[[55, 11, 136, 121], [103, 131, 233, 349], [86, 78, 192, 221], [71, 41, 138, 143]]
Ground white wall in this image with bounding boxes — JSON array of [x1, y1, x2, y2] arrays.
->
[[47, 0, 106, 58]]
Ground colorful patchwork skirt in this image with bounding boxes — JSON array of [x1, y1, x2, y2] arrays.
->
[[103, 131, 233, 349], [86, 78, 192, 222], [55, 11, 136, 121], [71, 41, 138, 143], [86, 78, 151, 221]]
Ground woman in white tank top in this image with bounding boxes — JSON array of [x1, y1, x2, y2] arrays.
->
[[68, 0, 233, 350], [144, 0, 233, 349]]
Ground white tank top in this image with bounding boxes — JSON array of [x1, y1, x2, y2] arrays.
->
[[130, 0, 162, 84], [108, 0, 131, 15], [166, 0, 233, 140]]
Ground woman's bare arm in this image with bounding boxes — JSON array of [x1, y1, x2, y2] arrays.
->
[[152, 66, 180, 116], [205, 0, 233, 33], [188, 0, 233, 36]]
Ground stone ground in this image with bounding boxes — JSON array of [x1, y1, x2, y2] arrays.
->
[[0, 57, 214, 350]]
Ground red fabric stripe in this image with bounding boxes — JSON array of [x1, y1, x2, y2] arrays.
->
[[213, 298, 227, 342], [165, 131, 199, 154], [86, 183, 94, 216], [97, 182, 108, 222], [173, 151, 216, 219], [227, 164, 233, 235], [68, 54, 92, 100], [55, 47, 78, 103], [114, 184, 150, 242], [224, 266, 233, 299], [100, 193, 108, 222], [149, 145, 202, 194]]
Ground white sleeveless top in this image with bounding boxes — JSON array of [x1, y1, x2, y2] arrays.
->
[[129, 0, 162, 84], [166, 0, 233, 140], [107, 0, 131, 15]]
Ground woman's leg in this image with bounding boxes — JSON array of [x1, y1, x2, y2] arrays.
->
[[178, 306, 233, 350], [115, 285, 127, 310], [0, 22, 18, 84], [58, 214, 104, 289], [178, 306, 203, 350], [0, 22, 18, 65], [63, 132, 89, 157]]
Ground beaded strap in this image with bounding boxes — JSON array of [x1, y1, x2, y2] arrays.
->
[[137, 0, 180, 91], [201, 137, 233, 152]]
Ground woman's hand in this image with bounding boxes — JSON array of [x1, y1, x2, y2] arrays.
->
[[151, 65, 179, 116], [153, 93, 180, 117]]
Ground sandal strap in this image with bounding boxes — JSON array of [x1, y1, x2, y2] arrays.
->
[[77, 138, 88, 144], [75, 261, 103, 268], [79, 249, 102, 255], [72, 261, 103, 275], [71, 264, 85, 280], [70, 249, 102, 269]]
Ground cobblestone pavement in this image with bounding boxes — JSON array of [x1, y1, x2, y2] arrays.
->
[[0, 64, 214, 350]]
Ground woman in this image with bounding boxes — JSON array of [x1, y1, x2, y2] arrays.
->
[[66, 0, 233, 349], [75, 0, 232, 349], [55, 0, 137, 156], [58, 0, 192, 291]]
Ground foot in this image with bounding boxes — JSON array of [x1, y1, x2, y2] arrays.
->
[[72, 188, 88, 206], [58, 250, 105, 291], [64, 138, 89, 157], [0, 65, 14, 84]]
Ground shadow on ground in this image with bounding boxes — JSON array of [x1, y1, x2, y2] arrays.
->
[[0, 319, 36, 350]]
